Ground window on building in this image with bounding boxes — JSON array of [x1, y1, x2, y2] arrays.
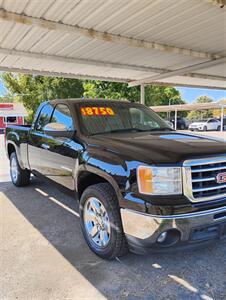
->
[[4, 116, 17, 124]]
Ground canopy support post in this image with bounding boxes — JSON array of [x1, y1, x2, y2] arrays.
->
[[174, 109, 177, 130], [221, 105, 224, 132], [140, 84, 145, 105]]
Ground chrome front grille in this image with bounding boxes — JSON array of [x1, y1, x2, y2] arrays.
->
[[183, 156, 226, 202]]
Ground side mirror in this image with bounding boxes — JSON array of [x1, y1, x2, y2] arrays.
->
[[44, 122, 74, 138]]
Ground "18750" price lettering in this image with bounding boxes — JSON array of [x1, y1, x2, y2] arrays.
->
[[80, 107, 115, 116]]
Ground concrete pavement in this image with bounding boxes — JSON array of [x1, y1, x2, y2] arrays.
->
[[1, 134, 226, 300]]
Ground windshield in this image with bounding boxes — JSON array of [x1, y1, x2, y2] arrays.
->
[[77, 102, 173, 136]]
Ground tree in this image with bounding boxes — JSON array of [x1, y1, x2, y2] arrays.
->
[[83, 81, 141, 101], [1, 73, 185, 121], [213, 99, 226, 118], [1, 73, 84, 120], [187, 96, 214, 120], [84, 81, 185, 118], [0, 95, 14, 103], [83, 80, 185, 106]]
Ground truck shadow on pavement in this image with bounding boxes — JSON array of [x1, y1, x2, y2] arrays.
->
[[1, 178, 226, 300]]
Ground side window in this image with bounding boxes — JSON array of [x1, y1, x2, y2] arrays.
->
[[35, 104, 54, 132], [51, 104, 74, 130], [130, 107, 159, 129]]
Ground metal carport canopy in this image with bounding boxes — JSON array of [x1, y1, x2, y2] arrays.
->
[[0, 0, 225, 90], [150, 102, 226, 131]]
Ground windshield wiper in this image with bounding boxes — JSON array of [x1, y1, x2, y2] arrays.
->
[[149, 127, 174, 132], [107, 128, 146, 133], [89, 127, 173, 136]]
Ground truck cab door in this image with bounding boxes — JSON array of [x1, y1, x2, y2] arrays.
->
[[28, 103, 81, 190]]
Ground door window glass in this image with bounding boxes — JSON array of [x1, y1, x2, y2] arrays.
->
[[35, 104, 54, 132], [51, 104, 74, 130]]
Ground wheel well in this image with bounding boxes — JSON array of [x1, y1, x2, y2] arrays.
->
[[7, 143, 16, 158], [77, 172, 110, 199]]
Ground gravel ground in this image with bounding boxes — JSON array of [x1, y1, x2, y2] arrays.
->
[[1, 134, 226, 300]]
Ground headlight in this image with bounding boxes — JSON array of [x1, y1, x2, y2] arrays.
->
[[137, 166, 182, 195]]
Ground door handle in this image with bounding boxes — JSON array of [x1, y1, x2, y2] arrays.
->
[[41, 143, 50, 150]]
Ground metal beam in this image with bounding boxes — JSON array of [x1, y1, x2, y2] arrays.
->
[[142, 81, 226, 90], [0, 66, 129, 83], [207, 0, 226, 7], [0, 9, 222, 60], [1, 47, 226, 85], [128, 57, 226, 87], [0, 47, 161, 74], [184, 73, 226, 81]]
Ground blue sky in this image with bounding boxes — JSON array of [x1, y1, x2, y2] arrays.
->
[[0, 79, 7, 96], [0, 77, 225, 103], [176, 87, 226, 103]]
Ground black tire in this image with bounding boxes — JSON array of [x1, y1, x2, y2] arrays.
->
[[10, 152, 30, 187], [79, 183, 128, 259], [217, 126, 221, 131], [203, 126, 207, 131]]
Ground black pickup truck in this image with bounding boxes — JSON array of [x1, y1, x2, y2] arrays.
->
[[5, 99, 226, 259]]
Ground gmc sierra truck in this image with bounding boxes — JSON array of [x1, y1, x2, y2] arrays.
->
[[5, 99, 226, 259]]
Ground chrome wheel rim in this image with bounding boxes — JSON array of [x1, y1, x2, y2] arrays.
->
[[83, 197, 111, 248], [11, 157, 18, 182]]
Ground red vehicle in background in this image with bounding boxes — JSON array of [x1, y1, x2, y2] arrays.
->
[[0, 103, 27, 133]]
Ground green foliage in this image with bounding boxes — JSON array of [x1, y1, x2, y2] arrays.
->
[[187, 96, 214, 120], [83, 81, 141, 101], [145, 86, 184, 106], [1, 73, 84, 119], [0, 95, 14, 103], [83, 81, 184, 105], [2, 73, 185, 120]]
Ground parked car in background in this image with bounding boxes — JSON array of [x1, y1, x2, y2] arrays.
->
[[171, 117, 188, 130], [189, 118, 221, 131]]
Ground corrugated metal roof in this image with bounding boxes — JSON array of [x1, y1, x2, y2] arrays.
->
[[0, 0, 225, 89], [151, 102, 226, 113]]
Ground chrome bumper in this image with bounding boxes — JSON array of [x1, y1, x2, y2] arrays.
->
[[121, 206, 226, 243]]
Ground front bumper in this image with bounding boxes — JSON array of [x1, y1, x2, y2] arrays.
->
[[189, 126, 203, 131], [121, 206, 226, 254]]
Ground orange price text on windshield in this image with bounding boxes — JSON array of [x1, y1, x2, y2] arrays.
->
[[80, 107, 115, 116]]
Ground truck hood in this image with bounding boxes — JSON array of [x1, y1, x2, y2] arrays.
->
[[88, 132, 226, 164]]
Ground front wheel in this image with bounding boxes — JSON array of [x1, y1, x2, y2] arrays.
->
[[10, 152, 30, 186], [79, 183, 128, 259], [203, 126, 207, 131]]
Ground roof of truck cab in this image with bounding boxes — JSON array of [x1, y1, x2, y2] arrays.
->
[[51, 98, 130, 104]]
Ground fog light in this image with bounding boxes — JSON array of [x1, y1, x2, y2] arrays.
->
[[157, 231, 168, 243]]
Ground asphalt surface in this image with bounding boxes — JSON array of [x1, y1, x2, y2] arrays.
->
[[1, 134, 226, 300]]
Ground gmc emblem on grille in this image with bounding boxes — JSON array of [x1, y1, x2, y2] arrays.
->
[[216, 172, 226, 184]]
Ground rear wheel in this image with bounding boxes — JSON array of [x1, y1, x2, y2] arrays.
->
[[217, 125, 221, 131], [79, 183, 128, 259], [10, 152, 30, 187]]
